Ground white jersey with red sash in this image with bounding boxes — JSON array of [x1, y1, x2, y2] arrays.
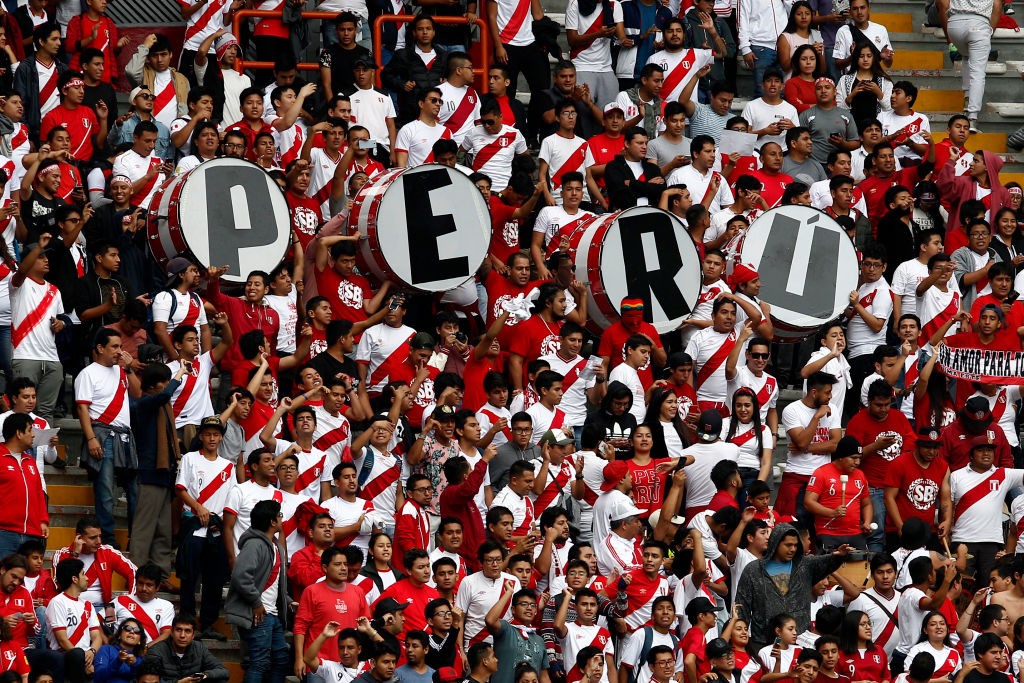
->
[[313, 406, 352, 475], [151, 70, 178, 129], [74, 362, 130, 429], [455, 570, 517, 648], [542, 210, 596, 258], [971, 387, 1022, 448], [8, 123, 29, 190], [151, 289, 207, 336], [180, 0, 230, 50], [167, 352, 215, 428], [727, 365, 778, 423], [395, 119, 453, 167], [462, 124, 527, 191], [682, 279, 732, 349], [174, 451, 236, 537], [322, 495, 377, 551], [476, 405, 513, 447], [565, 0, 621, 70], [273, 439, 329, 502], [224, 481, 283, 555], [279, 487, 315, 558], [539, 132, 588, 197], [429, 547, 469, 588], [269, 117, 306, 167], [899, 352, 920, 421], [609, 569, 671, 630], [966, 249, 993, 297], [491, 487, 535, 537], [46, 592, 99, 651], [114, 594, 174, 641], [112, 148, 164, 209], [526, 402, 567, 445], [307, 146, 342, 220], [10, 276, 61, 362], [646, 47, 714, 104], [1011, 494, 1024, 554], [596, 531, 643, 575], [355, 323, 416, 394], [918, 286, 960, 350], [879, 109, 930, 163], [849, 587, 900, 656], [35, 58, 59, 119], [343, 157, 386, 187], [686, 327, 738, 404], [532, 456, 575, 511], [493, 0, 535, 46], [951, 462, 1024, 544], [354, 445, 401, 515], [438, 82, 481, 146], [563, 622, 614, 683], [540, 352, 592, 427]]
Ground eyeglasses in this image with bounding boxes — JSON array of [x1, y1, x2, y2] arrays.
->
[[969, 233, 990, 238], [748, 352, 769, 360], [514, 601, 536, 608], [122, 625, 142, 634], [64, 217, 81, 224], [861, 261, 884, 269], [137, 93, 154, 100], [428, 97, 443, 104], [482, 556, 503, 564], [276, 465, 298, 471], [560, 111, 578, 117], [432, 610, 453, 618], [411, 486, 434, 493], [512, 427, 533, 433], [223, 143, 245, 150]]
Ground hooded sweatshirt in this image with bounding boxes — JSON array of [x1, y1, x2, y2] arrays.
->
[[224, 527, 288, 629], [936, 150, 1012, 246], [732, 523, 844, 651], [582, 381, 638, 459]]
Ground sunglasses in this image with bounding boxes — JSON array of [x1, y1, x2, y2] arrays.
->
[[748, 352, 769, 360], [481, 119, 497, 126], [122, 625, 142, 634], [137, 93, 154, 100]]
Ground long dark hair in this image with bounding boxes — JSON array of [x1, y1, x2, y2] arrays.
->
[[115, 617, 148, 655], [783, 2, 815, 35], [839, 610, 873, 654], [725, 387, 764, 454], [917, 611, 953, 647], [851, 40, 889, 80], [791, 44, 824, 79], [642, 387, 689, 458]]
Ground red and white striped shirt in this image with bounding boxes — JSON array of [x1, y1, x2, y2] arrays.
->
[[175, 451, 236, 537], [167, 352, 215, 428], [151, 71, 178, 129], [395, 119, 452, 167], [46, 592, 99, 650], [180, 0, 231, 51], [10, 276, 61, 362], [35, 59, 60, 119], [74, 362, 131, 429], [113, 594, 174, 641], [437, 82, 481, 147]]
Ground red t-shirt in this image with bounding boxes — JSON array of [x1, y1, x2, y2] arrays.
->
[[708, 490, 738, 511], [287, 190, 322, 252], [376, 579, 441, 635], [231, 356, 282, 404], [293, 581, 371, 662], [806, 462, 868, 536], [748, 170, 795, 208], [883, 452, 950, 532], [843, 408, 916, 488], [41, 104, 99, 160], [489, 195, 522, 264], [627, 459, 668, 518], [0, 586, 35, 648], [681, 627, 711, 677], [463, 354, 501, 412], [316, 267, 371, 325], [585, 133, 625, 188], [784, 77, 816, 113], [597, 321, 664, 389], [970, 295, 1024, 332], [225, 120, 275, 162], [839, 646, 888, 683], [483, 270, 541, 348], [508, 315, 563, 365]]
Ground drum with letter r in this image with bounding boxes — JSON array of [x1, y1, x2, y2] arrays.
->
[[146, 158, 291, 285], [348, 164, 491, 293], [740, 205, 860, 341], [572, 206, 701, 334]]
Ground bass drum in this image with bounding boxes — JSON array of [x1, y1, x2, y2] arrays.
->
[[572, 206, 702, 335], [348, 164, 491, 293], [740, 205, 860, 341], [147, 158, 291, 284]]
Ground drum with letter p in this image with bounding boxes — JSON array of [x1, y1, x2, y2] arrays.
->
[[348, 164, 491, 293], [146, 158, 291, 284], [572, 206, 701, 334], [740, 205, 860, 341]]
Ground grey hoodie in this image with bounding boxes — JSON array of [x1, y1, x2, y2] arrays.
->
[[224, 527, 289, 630], [733, 523, 844, 651]]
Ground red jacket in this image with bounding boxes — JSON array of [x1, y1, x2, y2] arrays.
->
[[50, 545, 136, 605], [936, 151, 1012, 237], [28, 570, 57, 605], [393, 499, 430, 569], [0, 585, 35, 648], [0, 447, 48, 536], [65, 14, 119, 80], [286, 544, 325, 601], [938, 420, 1013, 472], [439, 458, 488, 572]]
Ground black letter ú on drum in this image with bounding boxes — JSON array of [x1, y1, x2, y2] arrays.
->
[[617, 212, 691, 320], [205, 166, 281, 273], [757, 211, 838, 317], [403, 168, 469, 285]]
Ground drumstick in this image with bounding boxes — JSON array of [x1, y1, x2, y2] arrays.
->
[[943, 536, 953, 558], [839, 474, 848, 507]]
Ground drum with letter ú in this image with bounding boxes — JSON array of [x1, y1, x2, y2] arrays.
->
[[147, 158, 291, 285], [572, 206, 701, 334], [739, 205, 860, 341], [348, 164, 491, 293]]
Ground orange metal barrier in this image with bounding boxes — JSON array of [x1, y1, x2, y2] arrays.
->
[[231, 10, 489, 90], [232, 10, 343, 73], [372, 15, 490, 91]]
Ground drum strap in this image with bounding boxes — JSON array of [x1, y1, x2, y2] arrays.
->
[[859, 590, 895, 621]]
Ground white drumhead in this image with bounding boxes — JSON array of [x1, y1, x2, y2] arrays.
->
[[741, 205, 860, 332], [582, 206, 702, 334], [361, 164, 490, 293], [172, 157, 290, 283]]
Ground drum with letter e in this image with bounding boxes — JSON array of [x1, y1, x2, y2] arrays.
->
[[348, 164, 491, 293], [573, 206, 701, 334], [740, 205, 860, 341], [146, 158, 291, 285]]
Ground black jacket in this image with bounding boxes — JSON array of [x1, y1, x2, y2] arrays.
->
[[604, 157, 665, 210], [992, 235, 1024, 276], [382, 45, 447, 124], [144, 639, 229, 683]]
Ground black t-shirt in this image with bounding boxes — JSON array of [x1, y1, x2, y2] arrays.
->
[[308, 350, 359, 386], [965, 671, 1009, 683], [319, 43, 372, 96], [425, 626, 461, 671], [22, 190, 65, 242]]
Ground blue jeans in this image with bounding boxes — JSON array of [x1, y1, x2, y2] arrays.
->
[[31, 604, 48, 649], [750, 45, 779, 97], [241, 613, 289, 683], [0, 530, 39, 560], [90, 432, 138, 545], [867, 487, 886, 552]]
